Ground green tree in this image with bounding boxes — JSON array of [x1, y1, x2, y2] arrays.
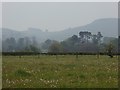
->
[[29, 45, 40, 53], [79, 31, 92, 43], [92, 32, 103, 58], [49, 41, 63, 53], [106, 42, 115, 58]]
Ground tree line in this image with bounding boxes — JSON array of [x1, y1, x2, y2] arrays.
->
[[2, 37, 40, 52], [2, 31, 118, 57]]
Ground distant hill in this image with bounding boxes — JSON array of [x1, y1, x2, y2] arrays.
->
[[1, 18, 118, 43], [1, 28, 24, 40]]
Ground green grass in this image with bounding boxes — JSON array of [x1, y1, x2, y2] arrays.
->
[[2, 55, 118, 88], [14, 69, 31, 77]]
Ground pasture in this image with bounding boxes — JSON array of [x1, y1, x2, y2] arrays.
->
[[2, 55, 118, 88]]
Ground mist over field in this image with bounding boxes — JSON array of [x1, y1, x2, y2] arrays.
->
[[1, 2, 118, 53], [1, 18, 118, 53]]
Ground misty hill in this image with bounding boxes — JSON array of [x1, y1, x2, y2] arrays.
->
[[1, 18, 118, 43], [1, 28, 24, 40], [60, 18, 117, 38]]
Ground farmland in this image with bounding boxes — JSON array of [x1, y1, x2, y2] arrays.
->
[[2, 55, 118, 88]]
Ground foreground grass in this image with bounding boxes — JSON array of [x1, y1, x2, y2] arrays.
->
[[2, 55, 118, 88]]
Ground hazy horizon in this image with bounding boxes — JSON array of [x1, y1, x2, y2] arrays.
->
[[2, 2, 118, 32]]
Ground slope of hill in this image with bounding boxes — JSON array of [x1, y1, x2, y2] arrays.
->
[[1, 18, 118, 43]]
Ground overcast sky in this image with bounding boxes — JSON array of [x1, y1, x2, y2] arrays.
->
[[2, 2, 118, 31]]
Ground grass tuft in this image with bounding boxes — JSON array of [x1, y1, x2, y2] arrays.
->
[[15, 69, 31, 77]]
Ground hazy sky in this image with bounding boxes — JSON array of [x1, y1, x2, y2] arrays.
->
[[2, 2, 118, 31]]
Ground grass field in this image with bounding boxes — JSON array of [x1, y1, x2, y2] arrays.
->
[[2, 55, 118, 88]]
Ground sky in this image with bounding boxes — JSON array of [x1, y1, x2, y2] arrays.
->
[[2, 2, 118, 32]]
